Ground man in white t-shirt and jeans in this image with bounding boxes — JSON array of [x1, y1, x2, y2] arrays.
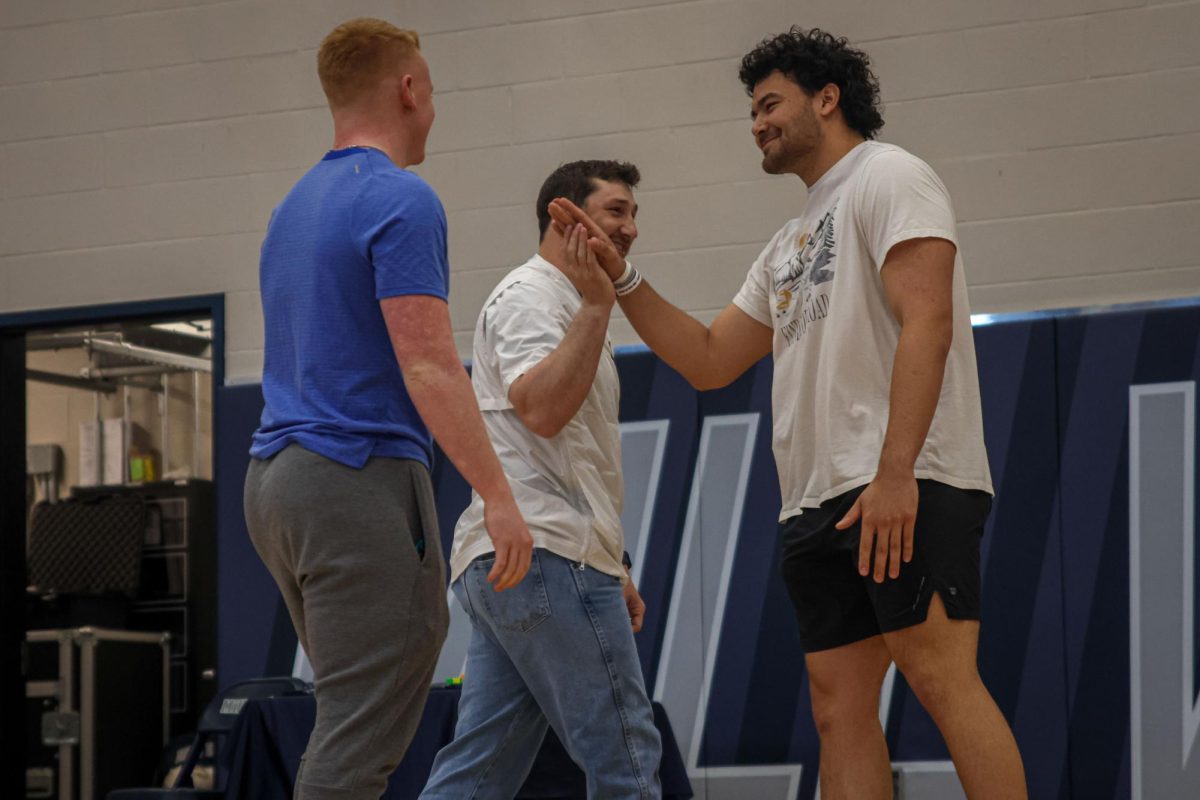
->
[[550, 28, 1026, 800], [420, 160, 662, 799]]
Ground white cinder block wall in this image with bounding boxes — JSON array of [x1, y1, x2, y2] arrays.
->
[[2, 0, 1198, 383]]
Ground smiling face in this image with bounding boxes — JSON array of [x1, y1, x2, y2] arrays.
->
[[750, 70, 822, 175], [581, 179, 639, 258]]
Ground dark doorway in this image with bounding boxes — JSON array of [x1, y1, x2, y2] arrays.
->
[[0, 295, 223, 798]]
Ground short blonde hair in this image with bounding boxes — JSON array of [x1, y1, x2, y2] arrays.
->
[[317, 18, 421, 109]]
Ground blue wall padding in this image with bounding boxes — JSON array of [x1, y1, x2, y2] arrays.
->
[[215, 303, 1200, 799]]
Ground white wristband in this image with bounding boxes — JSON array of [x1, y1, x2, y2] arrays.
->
[[613, 260, 634, 286], [615, 268, 643, 297]]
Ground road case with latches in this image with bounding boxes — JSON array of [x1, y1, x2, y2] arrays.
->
[[25, 627, 170, 800]]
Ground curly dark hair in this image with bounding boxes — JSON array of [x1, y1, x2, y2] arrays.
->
[[738, 27, 884, 140], [536, 159, 640, 240]]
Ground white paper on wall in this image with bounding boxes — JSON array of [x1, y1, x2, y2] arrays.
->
[[78, 420, 101, 487], [102, 417, 128, 485]]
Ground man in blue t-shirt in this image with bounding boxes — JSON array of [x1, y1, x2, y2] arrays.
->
[[243, 18, 532, 800]]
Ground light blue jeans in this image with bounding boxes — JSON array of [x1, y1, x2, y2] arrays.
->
[[420, 549, 662, 799]]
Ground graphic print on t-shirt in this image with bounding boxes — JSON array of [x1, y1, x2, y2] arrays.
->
[[773, 200, 837, 346]]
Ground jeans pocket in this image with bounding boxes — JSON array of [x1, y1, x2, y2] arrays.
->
[[472, 551, 552, 633], [452, 576, 476, 618]]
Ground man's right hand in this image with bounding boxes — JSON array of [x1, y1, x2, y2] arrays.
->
[[483, 494, 533, 591], [561, 222, 615, 310]]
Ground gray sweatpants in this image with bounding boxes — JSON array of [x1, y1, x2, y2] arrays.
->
[[244, 444, 449, 800]]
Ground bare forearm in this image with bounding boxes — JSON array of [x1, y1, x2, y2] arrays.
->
[[405, 357, 511, 502], [513, 304, 610, 437], [878, 320, 952, 476], [382, 294, 530, 588], [617, 282, 724, 389], [546, 198, 766, 388]]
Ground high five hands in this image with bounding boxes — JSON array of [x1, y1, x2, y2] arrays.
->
[[560, 222, 615, 309], [548, 198, 624, 281]]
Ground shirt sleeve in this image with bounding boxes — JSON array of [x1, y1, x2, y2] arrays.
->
[[855, 149, 958, 270], [484, 281, 572, 395], [355, 171, 450, 301], [731, 235, 781, 328]]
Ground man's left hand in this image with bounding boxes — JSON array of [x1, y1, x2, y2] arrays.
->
[[623, 574, 646, 632], [835, 471, 918, 582]]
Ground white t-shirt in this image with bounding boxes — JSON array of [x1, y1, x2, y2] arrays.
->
[[732, 141, 993, 520], [450, 254, 626, 582]]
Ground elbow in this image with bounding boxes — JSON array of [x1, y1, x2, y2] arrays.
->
[[904, 315, 953, 359], [528, 417, 566, 439], [514, 404, 566, 439], [934, 318, 954, 358], [397, 351, 462, 386], [690, 375, 728, 392], [685, 367, 735, 393], [509, 382, 567, 438]]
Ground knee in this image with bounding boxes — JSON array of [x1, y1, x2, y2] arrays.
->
[[899, 660, 979, 717], [809, 685, 878, 739]]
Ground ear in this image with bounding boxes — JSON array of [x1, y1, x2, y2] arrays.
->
[[398, 73, 417, 110], [815, 83, 841, 119]]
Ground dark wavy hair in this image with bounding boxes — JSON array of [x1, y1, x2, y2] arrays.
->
[[536, 159, 640, 240], [738, 27, 884, 140]]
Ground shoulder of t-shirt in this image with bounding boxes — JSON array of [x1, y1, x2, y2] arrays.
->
[[493, 271, 566, 310], [485, 262, 566, 314], [355, 155, 446, 225], [481, 267, 572, 344], [856, 142, 942, 187], [851, 142, 950, 219]]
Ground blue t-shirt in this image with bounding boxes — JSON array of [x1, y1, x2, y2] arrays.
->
[[250, 147, 449, 469]]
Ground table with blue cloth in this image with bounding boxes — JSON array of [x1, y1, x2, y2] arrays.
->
[[221, 685, 693, 799]]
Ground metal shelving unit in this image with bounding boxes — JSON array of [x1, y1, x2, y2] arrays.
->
[[25, 320, 212, 484]]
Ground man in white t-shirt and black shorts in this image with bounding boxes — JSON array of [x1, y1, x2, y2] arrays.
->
[[421, 161, 662, 799], [549, 28, 1026, 800]]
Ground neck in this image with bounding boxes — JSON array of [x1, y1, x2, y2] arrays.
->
[[537, 238, 565, 270], [796, 129, 866, 187], [331, 118, 410, 167]]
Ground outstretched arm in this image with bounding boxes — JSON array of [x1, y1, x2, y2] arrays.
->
[[548, 198, 772, 390], [611, 281, 773, 390]]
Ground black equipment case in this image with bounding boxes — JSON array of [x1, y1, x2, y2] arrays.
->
[[25, 627, 170, 800]]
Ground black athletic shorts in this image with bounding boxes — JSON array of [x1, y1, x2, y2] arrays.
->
[[779, 479, 992, 653]]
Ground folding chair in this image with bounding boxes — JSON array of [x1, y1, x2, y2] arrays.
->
[[107, 676, 311, 799]]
